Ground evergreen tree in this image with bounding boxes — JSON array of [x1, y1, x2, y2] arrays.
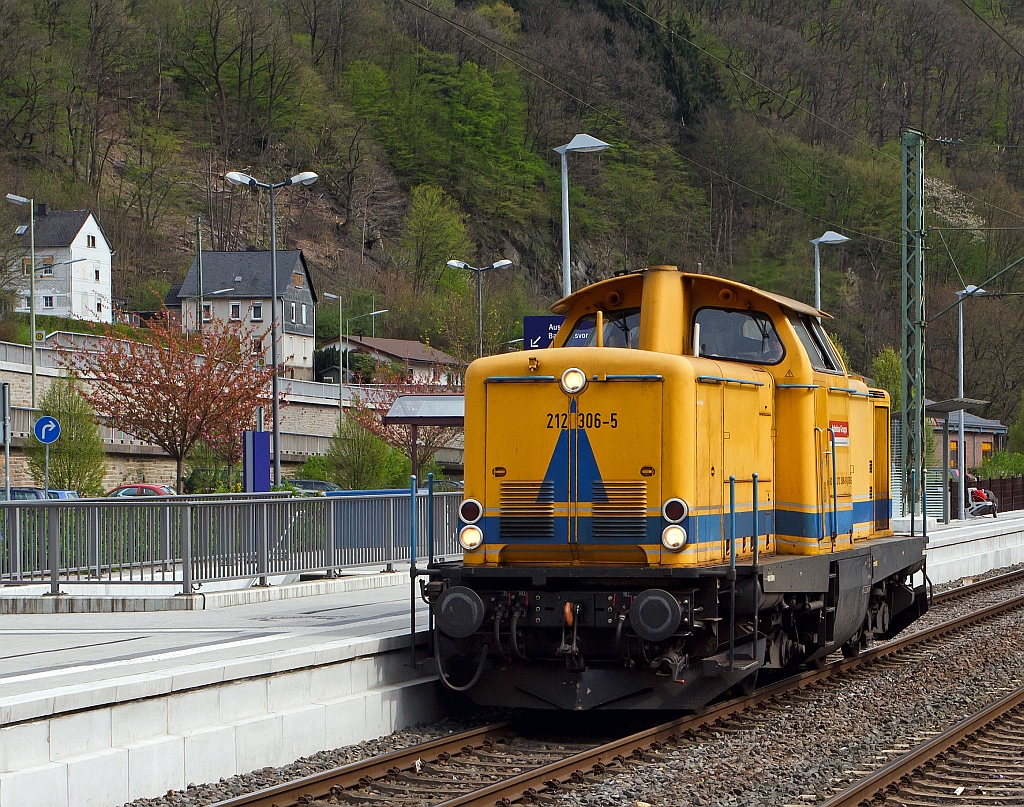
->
[[26, 378, 108, 496]]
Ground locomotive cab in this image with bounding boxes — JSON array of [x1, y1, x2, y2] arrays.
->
[[427, 265, 927, 710]]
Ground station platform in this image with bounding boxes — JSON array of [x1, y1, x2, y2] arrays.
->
[[0, 567, 436, 807]]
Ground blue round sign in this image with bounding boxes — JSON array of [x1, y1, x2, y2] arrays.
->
[[34, 416, 61, 445]]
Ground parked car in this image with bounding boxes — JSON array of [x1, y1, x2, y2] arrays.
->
[[47, 490, 81, 499], [107, 483, 176, 497], [0, 487, 48, 500], [288, 479, 343, 495]]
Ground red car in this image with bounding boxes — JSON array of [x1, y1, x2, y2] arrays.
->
[[107, 483, 177, 497]]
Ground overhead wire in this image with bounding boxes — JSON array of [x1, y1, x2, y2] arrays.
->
[[397, 0, 903, 246], [619, 0, 1024, 226]]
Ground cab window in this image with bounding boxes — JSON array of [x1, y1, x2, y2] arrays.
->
[[788, 313, 844, 373], [694, 308, 785, 365], [565, 307, 641, 348]]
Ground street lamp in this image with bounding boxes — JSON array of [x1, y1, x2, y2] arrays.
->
[[322, 292, 344, 435], [553, 134, 610, 298], [226, 170, 318, 486], [345, 309, 388, 381], [5, 193, 37, 407], [809, 230, 850, 313], [955, 284, 985, 520], [447, 258, 513, 358]]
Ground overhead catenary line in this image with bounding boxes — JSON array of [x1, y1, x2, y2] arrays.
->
[[398, 0, 903, 246], [619, 0, 1024, 226]]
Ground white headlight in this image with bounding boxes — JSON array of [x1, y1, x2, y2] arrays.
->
[[560, 367, 587, 395], [661, 525, 687, 551], [459, 525, 483, 551]]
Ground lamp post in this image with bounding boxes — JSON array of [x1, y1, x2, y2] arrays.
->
[[553, 134, 610, 298], [809, 230, 850, 313], [955, 284, 985, 520], [226, 170, 318, 487], [5, 193, 37, 407], [345, 309, 388, 380], [322, 292, 344, 435], [447, 259, 513, 358]]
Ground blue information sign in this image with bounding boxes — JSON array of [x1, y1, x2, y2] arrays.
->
[[243, 431, 271, 493], [523, 315, 565, 350], [34, 416, 61, 445]]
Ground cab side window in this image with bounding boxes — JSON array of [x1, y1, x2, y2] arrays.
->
[[694, 308, 785, 365], [788, 314, 844, 373]]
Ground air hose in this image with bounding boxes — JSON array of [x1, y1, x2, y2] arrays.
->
[[434, 630, 490, 692]]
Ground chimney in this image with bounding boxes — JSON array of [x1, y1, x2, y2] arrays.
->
[[37, 203, 47, 216]]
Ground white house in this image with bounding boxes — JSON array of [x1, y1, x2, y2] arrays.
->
[[12, 205, 114, 323], [167, 250, 318, 381], [318, 335, 462, 385]]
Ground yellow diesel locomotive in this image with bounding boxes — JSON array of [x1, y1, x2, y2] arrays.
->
[[426, 265, 927, 710]]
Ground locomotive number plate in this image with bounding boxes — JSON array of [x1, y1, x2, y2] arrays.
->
[[546, 412, 618, 429]]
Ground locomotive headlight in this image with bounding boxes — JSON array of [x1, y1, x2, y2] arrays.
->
[[661, 525, 688, 551], [459, 498, 482, 525], [662, 498, 688, 524], [459, 525, 484, 551], [560, 367, 587, 395]]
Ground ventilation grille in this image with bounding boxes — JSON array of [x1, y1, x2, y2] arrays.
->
[[500, 481, 554, 540], [592, 481, 648, 540]]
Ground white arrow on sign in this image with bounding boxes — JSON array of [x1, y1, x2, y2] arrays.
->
[[41, 421, 57, 439], [529, 337, 542, 348]]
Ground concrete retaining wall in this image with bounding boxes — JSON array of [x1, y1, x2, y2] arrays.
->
[[0, 637, 438, 807]]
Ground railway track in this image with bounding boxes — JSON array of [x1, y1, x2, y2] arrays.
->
[[213, 582, 1024, 807], [931, 566, 1024, 605], [820, 683, 1024, 806]]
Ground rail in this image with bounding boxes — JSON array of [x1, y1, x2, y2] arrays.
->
[[0, 488, 461, 593]]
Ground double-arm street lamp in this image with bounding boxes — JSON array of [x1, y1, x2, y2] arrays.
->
[[226, 170, 318, 487], [809, 230, 850, 313], [345, 309, 388, 378], [554, 134, 610, 298], [446, 259, 513, 358]]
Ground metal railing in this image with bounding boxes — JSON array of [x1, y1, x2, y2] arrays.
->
[[0, 488, 461, 594]]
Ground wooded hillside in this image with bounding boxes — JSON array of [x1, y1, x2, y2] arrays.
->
[[2, 0, 1024, 426]]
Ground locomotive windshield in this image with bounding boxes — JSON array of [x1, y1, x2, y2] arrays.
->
[[694, 308, 785, 364], [566, 307, 641, 348]]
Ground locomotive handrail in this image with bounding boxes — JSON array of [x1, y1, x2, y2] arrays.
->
[[696, 375, 765, 387], [605, 374, 664, 381], [776, 383, 819, 389], [827, 386, 871, 397], [485, 376, 556, 382]]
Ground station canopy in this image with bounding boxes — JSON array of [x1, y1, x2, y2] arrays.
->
[[925, 398, 988, 417], [383, 395, 465, 427]]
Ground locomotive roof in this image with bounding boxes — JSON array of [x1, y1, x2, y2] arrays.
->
[[551, 266, 830, 319]]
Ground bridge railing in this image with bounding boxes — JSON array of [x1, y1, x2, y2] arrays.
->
[[0, 488, 461, 594]]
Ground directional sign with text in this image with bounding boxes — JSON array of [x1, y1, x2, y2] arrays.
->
[[523, 315, 565, 350], [34, 415, 61, 444]]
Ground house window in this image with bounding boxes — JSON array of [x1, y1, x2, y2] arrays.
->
[[290, 302, 296, 323], [202, 302, 212, 322], [40, 257, 54, 277], [982, 441, 993, 460], [229, 301, 241, 320], [294, 272, 302, 288], [43, 296, 54, 308], [301, 303, 307, 325], [93, 261, 100, 281], [251, 302, 263, 321], [21, 258, 31, 276], [97, 301, 103, 313], [86, 235, 96, 248], [251, 337, 262, 354], [24, 296, 30, 308]]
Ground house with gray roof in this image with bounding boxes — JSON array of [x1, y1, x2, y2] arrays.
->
[[319, 334, 461, 385], [169, 250, 318, 380], [10, 205, 113, 323]]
